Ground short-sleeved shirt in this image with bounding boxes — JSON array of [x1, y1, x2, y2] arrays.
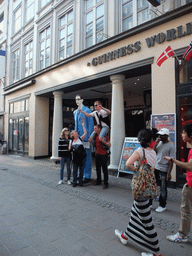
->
[[136, 147, 156, 168], [155, 141, 176, 172], [90, 109, 108, 127], [187, 148, 192, 188], [95, 135, 109, 155]]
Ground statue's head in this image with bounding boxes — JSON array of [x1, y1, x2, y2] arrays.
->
[[75, 95, 83, 107]]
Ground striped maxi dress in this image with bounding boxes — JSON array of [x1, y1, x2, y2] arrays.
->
[[125, 199, 160, 254]]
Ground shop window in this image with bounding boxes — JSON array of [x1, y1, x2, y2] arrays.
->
[[58, 9, 73, 61], [85, 0, 104, 48], [179, 95, 192, 181], [9, 99, 30, 114], [178, 58, 192, 84]]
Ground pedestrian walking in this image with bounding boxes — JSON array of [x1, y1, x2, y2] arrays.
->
[[115, 129, 161, 256], [164, 122, 192, 243], [69, 120, 87, 187], [91, 124, 111, 189], [80, 100, 111, 140], [153, 128, 176, 213], [58, 128, 72, 185]]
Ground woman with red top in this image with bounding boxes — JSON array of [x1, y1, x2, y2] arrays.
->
[[91, 124, 111, 189], [164, 122, 192, 243]]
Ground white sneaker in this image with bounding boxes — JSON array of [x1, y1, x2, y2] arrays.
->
[[141, 253, 161, 256], [115, 229, 128, 245], [155, 206, 166, 213], [67, 180, 72, 185], [166, 232, 188, 243], [58, 180, 63, 185]]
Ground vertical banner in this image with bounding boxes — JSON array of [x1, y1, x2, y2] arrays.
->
[[151, 114, 176, 145], [117, 137, 140, 177]]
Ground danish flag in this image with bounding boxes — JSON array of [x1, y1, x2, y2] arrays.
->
[[156, 46, 175, 67], [183, 41, 192, 61]]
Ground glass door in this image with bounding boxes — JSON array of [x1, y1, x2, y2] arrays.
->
[[24, 117, 29, 153], [18, 118, 24, 153], [13, 119, 18, 153]]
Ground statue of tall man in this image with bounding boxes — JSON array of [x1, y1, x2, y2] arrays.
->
[[73, 95, 94, 181]]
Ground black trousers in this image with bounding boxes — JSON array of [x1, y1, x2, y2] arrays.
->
[[95, 154, 108, 185]]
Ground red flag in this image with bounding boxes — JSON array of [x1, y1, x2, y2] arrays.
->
[[183, 41, 192, 61], [156, 46, 175, 67]]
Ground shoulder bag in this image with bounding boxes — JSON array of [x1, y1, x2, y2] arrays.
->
[[131, 149, 157, 201]]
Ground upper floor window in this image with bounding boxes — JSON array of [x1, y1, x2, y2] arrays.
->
[[137, 0, 150, 25], [0, 12, 4, 35], [85, 0, 104, 49], [25, 0, 35, 23], [122, 0, 150, 32], [41, 0, 50, 9], [122, 0, 133, 31], [39, 26, 51, 70], [24, 41, 33, 77], [13, 49, 20, 82], [59, 9, 73, 61], [14, 6, 21, 34]]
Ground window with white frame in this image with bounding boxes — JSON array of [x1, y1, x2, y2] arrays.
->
[[13, 48, 20, 82], [85, 0, 104, 49], [137, 0, 150, 25], [0, 12, 4, 35], [58, 9, 73, 61], [39, 26, 51, 70], [25, 0, 35, 23], [41, 0, 50, 9], [14, 6, 21, 34], [122, 0, 150, 32], [24, 41, 33, 77]]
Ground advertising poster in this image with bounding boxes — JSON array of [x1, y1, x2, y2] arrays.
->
[[151, 114, 176, 145], [117, 137, 140, 177]]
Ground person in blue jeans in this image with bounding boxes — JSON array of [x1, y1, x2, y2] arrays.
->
[[69, 120, 87, 187], [58, 128, 72, 185], [153, 128, 175, 213]]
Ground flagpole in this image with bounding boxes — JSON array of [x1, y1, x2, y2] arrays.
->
[[172, 49, 181, 65]]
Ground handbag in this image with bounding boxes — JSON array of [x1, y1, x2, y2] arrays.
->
[[131, 149, 157, 201]]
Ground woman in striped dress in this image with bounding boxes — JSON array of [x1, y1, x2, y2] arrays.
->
[[115, 129, 161, 256]]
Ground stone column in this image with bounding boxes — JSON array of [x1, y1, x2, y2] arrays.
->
[[51, 91, 64, 160], [108, 75, 125, 170]]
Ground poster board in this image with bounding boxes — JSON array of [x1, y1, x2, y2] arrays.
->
[[117, 137, 140, 177], [151, 113, 176, 146]]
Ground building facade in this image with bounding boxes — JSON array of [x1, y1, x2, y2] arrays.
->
[[0, 0, 8, 143], [3, 0, 192, 187]]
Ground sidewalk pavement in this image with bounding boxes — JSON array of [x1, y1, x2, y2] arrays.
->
[[0, 154, 191, 256]]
